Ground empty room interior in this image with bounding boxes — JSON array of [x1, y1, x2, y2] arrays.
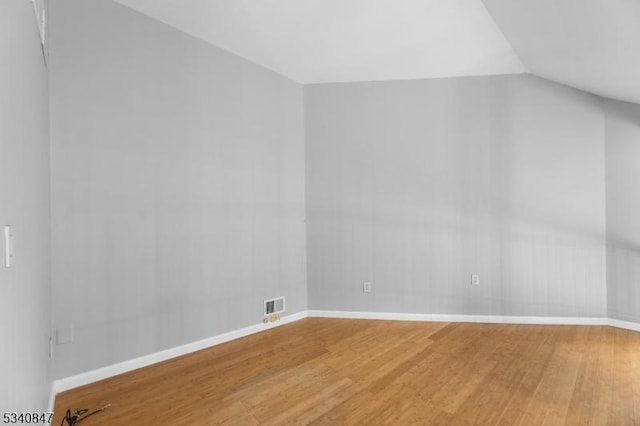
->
[[3, 0, 640, 424]]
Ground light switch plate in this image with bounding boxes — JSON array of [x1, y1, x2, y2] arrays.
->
[[4, 225, 13, 268]]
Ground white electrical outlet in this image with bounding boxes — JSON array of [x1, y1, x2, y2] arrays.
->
[[363, 282, 372, 293], [471, 274, 480, 286]]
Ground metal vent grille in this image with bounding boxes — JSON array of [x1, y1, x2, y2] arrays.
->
[[264, 297, 285, 315]]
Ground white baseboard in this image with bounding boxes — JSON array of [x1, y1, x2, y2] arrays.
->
[[308, 310, 608, 325], [607, 318, 640, 332], [49, 310, 308, 408], [49, 309, 640, 411], [46, 382, 56, 414]]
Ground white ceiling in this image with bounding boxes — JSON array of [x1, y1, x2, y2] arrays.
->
[[111, 0, 640, 104], [112, 0, 527, 84], [482, 0, 640, 105]]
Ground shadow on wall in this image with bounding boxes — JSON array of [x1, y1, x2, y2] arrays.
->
[[607, 242, 640, 323], [605, 99, 640, 323]]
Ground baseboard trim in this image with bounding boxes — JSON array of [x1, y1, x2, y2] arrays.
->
[[607, 318, 640, 332], [46, 382, 56, 414], [307, 310, 608, 325], [50, 310, 308, 405], [49, 309, 640, 410]]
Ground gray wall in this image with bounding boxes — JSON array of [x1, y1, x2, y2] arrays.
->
[[0, 0, 51, 412], [305, 75, 606, 317], [49, 0, 306, 379], [605, 100, 640, 322]]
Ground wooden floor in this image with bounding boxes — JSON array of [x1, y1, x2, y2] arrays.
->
[[53, 318, 640, 425]]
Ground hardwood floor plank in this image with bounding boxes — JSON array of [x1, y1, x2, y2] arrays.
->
[[589, 326, 616, 426], [308, 390, 377, 425], [632, 329, 640, 423], [495, 326, 559, 425], [452, 325, 535, 424], [611, 327, 636, 426], [565, 326, 599, 425]]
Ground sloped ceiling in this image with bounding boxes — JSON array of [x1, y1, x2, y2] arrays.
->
[[482, 0, 640, 104], [111, 0, 639, 104], [111, 0, 526, 84]]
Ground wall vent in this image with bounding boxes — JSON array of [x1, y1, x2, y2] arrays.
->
[[264, 297, 285, 316]]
